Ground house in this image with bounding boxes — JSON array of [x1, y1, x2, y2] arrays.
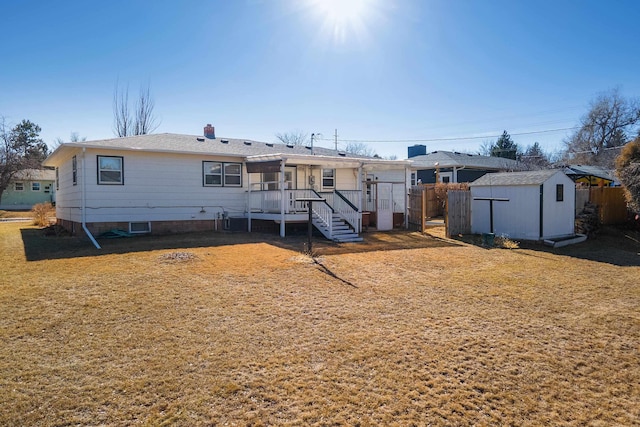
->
[[0, 169, 56, 210], [407, 145, 524, 184], [563, 164, 618, 187], [42, 126, 411, 245], [469, 170, 575, 241]]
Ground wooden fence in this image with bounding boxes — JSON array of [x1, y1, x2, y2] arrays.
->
[[407, 185, 441, 231], [446, 190, 471, 237], [589, 187, 628, 225]]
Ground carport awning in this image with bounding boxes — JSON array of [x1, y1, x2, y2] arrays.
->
[[245, 153, 410, 170]]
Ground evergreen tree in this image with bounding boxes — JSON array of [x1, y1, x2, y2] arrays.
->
[[490, 130, 520, 160], [0, 118, 49, 204], [521, 142, 550, 169]]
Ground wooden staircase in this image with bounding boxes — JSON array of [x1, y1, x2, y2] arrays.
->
[[312, 212, 363, 243]]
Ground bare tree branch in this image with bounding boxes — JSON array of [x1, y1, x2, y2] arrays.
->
[[275, 130, 309, 146], [113, 80, 159, 137]]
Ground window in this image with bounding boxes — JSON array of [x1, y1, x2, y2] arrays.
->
[[129, 222, 151, 234], [32, 182, 41, 191], [97, 156, 124, 185], [14, 182, 24, 191], [322, 169, 335, 189], [410, 172, 417, 186], [556, 184, 564, 202], [224, 163, 242, 186], [203, 162, 222, 186], [203, 161, 242, 187], [72, 155, 77, 185]]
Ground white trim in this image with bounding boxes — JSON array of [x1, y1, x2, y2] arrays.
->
[[129, 221, 151, 234]]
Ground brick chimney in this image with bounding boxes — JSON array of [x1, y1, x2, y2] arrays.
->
[[204, 124, 216, 139]]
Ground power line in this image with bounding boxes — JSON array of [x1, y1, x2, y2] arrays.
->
[[316, 126, 581, 144]]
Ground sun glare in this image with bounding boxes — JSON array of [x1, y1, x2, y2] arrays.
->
[[307, 0, 379, 45]]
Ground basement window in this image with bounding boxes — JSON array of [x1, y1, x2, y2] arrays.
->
[[556, 184, 564, 202], [129, 221, 151, 234]]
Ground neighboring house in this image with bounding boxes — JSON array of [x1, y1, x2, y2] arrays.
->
[[0, 169, 56, 210], [407, 145, 525, 184], [469, 170, 575, 241], [43, 126, 410, 244], [564, 164, 618, 187]]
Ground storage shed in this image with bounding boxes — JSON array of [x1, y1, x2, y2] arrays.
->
[[469, 170, 575, 241]]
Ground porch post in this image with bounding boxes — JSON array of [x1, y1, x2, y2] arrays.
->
[[280, 158, 286, 237], [247, 168, 252, 232], [404, 165, 410, 229]]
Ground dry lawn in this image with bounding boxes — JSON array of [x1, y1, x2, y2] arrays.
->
[[1, 222, 639, 426]]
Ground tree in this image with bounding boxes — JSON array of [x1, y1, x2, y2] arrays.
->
[[615, 137, 640, 213], [344, 141, 377, 157], [113, 81, 159, 137], [0, 118, 49, 205], [521, 142, 550, 169], [564, 88, 640, 168], [52, 132, 87, 150], [274, 130, 309, 146], [490, 130, 520, 160]]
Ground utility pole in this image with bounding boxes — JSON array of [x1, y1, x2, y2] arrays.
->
[[311, 133, 315, 155], [334, 129, 338, 151]]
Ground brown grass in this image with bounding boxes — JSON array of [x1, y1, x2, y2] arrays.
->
[[0, 209, 33, 219], [1, 223, 639, 426]]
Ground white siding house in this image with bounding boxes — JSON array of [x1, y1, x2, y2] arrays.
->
[[469, 170, 575, 241], [43, 130, 410, 244]]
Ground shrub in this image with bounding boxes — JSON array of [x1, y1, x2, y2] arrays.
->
[[434, 182, 470, 208], [31, 202, 55, 227], [615, 138, 640, 213]]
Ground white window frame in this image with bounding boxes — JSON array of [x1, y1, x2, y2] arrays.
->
[[203, 161, 223, 186], [129, 221, 151, 234], [31, 182, 41, 191], [97, 156, 124, 185], [322, 168, 335, 189], [14, 182, 24, 191], [223, 163, 242, 187]]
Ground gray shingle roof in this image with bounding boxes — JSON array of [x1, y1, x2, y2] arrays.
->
[[564, 165, 615, 181], [51, 133, 372, 159], [469, 169, 562, 186], [409, 151, 524, 170]]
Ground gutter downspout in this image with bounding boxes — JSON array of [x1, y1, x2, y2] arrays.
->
[[280, 158, 286, 237], [81, 147, 101, 249]]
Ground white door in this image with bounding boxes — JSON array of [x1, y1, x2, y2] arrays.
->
[[376, 183, 393, 230]]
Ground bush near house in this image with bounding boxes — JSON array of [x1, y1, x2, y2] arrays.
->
[[31, 202, 55, 227]]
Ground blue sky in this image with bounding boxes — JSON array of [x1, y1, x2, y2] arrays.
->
[[2, 0, 639, 159]]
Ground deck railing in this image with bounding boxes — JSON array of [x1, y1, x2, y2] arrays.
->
[[311, 199, 333, 238], [249, 189, 316, 213]]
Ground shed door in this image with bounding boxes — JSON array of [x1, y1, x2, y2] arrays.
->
[[376, 183, 393, 231]]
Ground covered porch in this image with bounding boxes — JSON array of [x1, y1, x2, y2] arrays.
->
[[245, 153, 410, 241]]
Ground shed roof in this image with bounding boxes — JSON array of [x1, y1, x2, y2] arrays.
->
[[469, 169, 563, 186], [408, 151, 524, 170]]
